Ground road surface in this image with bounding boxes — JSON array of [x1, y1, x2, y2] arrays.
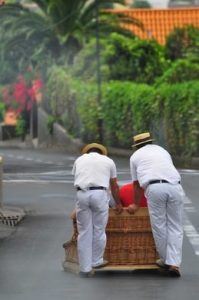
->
[[0, 147, 199, 300]]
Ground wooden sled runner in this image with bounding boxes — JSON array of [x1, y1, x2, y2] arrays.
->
[[62, 208, 159, 273]]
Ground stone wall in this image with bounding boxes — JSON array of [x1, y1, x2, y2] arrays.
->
[[37, 107, 82, 154]]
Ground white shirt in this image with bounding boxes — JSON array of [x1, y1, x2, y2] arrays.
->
[[130, 144, 181, 189], [72, 152, 117, 189]]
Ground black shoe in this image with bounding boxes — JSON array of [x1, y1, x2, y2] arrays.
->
[[156, 259, 169, 269], [168, 266, 181, 278]]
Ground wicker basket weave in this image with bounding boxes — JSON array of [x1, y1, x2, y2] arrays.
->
[[63, 208, 158, 267], [104, 208, 158, 265], [63, 219, 78, 264]]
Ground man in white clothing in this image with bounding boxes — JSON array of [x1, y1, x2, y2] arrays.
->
[[129, 132, 185, 277], [72, 143, 122, 277]]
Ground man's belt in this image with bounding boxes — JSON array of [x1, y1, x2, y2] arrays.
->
[[77, 186, 106, 191], [149, 180, 180, 185]]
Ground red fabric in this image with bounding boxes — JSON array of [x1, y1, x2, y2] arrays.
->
[[119, 183, 147, 207]]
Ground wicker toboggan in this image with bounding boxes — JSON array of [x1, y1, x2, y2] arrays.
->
[[63, 208, 159, 271]]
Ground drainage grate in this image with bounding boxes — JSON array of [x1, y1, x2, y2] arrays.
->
[[0, 211, 24, 226]]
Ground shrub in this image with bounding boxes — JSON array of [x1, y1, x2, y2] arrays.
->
[[47, 115, 56, 135], [45, 65, 80, 137], [44, 66, 199, 156], [71, 38, 110, 83], [71, 79, 158, 147], [102, 81, 156, 146], [71, 79, 102, 141], [155, 82, 199, 157], [165, 25, 199, 61], [72, 34, 167, 85], [104, 34, 167, 84], [155, 58, 199, 84], [70, 79, 199, 156], [15, 116, 26, 140]]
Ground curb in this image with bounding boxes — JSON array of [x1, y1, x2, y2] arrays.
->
[[0, 139, 198, 169], [0, 140, 32, 149]]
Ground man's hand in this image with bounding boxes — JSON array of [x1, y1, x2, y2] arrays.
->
[[110, 178, 123, 214], [127, 180, 142, 214], [115, 203, 123, 214], [127, 203, 139, 214]]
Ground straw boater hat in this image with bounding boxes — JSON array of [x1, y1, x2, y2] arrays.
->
[[81, 143, 108, 156], [132, 132, 154, 147]]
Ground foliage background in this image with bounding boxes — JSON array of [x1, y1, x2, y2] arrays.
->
[[0, 2, 199, 158], [66, 79, 199, 157]]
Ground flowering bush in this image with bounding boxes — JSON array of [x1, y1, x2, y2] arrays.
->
[[2, 74, 43, 115], [1, 73, 43, 139]]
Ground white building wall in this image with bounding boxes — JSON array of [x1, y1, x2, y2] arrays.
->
[[126, 0, 199, 8], [148, 0, 169, 7]]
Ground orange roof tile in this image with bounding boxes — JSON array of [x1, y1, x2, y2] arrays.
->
[[113, 7, 199, 44]]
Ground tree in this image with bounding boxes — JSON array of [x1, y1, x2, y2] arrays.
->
[[165, 25, 199, 61], [0, 0, 143, 83], [104, 35, 166, 84]]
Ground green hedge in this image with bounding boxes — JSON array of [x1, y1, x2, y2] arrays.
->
[[72, 80, 199, 157], [155, 59, 199, 85], [157, 82, 199, 156], [102, 81, 156, 146], [72, 80, 101, 141]]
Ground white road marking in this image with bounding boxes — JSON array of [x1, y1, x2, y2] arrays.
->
[[3, 180, 70, 184], [184, 196, 199, 256], [0, 152, 76, 165], [184, 196, 192, 204], [183, 214, 199, 256], [41, 194, 68, 198], [180, 169, 199, 175]]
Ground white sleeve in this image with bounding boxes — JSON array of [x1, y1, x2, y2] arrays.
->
[[130, 156, 137, 182], [110, 161, 117, 178]]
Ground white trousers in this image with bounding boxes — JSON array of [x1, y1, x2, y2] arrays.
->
[[76, 190, 109, 272], [145, 183, 185, 267]]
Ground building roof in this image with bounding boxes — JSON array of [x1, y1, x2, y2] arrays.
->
[[115, 7, 199, 44]]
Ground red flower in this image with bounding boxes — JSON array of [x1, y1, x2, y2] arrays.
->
[[1, 74, 43, 113], [32, 79, 43, 94]]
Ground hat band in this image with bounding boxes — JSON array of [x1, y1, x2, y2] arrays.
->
[[134, 136, 152, 144]]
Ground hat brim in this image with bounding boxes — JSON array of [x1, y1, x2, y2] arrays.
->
[[132, 139, 154, 147], [82, 143, 108, 156]]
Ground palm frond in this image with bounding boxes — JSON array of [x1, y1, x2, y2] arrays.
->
[[10, 13, 50, 34], [103, 11, 144, 30], [0, 0, 144, 79]]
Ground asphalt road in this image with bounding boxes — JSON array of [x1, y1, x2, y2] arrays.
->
[[0, 147, 199, 300]]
